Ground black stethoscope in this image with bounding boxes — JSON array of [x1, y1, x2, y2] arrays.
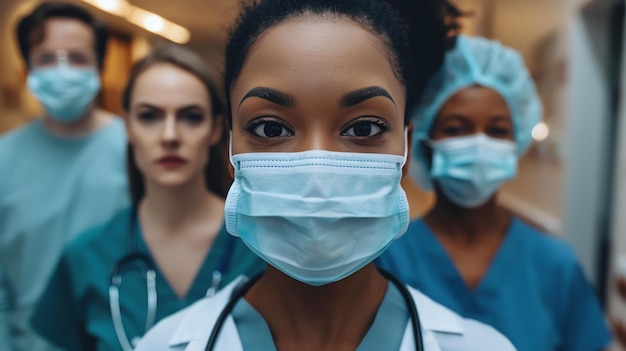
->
[[108, 207, 236, 351], [204, 268, 424, 351]]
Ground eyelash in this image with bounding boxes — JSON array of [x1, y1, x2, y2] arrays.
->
[[244, 117, 294, 139], [341, 117, 390, 137], [244, 116, 391, 140], [137, 111, 158, 123], [182, 112, 205, 124]]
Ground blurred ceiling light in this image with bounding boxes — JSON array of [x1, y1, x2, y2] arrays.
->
[[83, 0, 131, 17], [141, 13, 164, 32], [80, 0, 190, 44], [532, 121, 549, 142]]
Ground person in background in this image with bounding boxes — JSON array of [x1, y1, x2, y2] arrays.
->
[[377, 35, 612, 351], [30, 44, 265, 351], [0, 3, 128, 350]]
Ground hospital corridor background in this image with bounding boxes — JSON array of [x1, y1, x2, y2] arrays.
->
[[1, 0, 626, 350]]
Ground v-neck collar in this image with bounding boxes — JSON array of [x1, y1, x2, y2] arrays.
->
[[135, 221, 231, 302], [417, 218, 521, 299], [231, 282, 408, 351]]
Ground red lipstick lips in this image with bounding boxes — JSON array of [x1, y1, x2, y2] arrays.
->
[[157, 156, 187, 169]]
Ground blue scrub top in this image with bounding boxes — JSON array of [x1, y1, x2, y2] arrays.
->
[[0, 118, 129, 350], [232, 281, 409, 351], [376, 218, 612, 351], [30, 207, 266, 351]]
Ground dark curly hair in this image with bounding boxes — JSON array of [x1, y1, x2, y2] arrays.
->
[[224, 0, 462, 125]]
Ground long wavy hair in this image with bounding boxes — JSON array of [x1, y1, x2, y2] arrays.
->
[[122, 45, 231, 205]]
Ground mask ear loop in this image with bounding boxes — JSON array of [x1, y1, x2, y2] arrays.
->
[[402, 127, 409, 168], [228, 131, 235, 168]]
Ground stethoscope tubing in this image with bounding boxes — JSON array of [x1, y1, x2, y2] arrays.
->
[[204, 268, 424, 351], [109, 208, 235, 351], [109, 210, 159, 351]]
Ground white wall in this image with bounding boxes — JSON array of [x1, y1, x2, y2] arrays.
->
[[562, 0, 613, 284]]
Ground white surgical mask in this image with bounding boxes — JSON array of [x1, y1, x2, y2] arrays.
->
[[225, 134, 410, 286], [429, 134, 517, 208]]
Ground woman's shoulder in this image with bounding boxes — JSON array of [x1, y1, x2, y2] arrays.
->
[[376, 219, 434, 270], [387, 218, 432, 248], [63, 207, 132, 259], [406, 285, 516, 351], [511, 217, 580, 269]]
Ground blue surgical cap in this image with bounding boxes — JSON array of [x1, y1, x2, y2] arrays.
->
[[411, 35, 542, 190]]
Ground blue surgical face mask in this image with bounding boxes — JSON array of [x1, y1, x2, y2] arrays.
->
[[429, 134, 517, 208], [27, 64, 101, 123], [225, 136, 410, 286]]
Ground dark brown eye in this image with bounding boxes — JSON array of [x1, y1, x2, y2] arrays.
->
[[183, 112, 205, 124], [137, 111, 158, 122], [487, 127, 512, 138], [342, 121, 386, 137], [442, 126, 465, 136], [249, 121, 292, 138]]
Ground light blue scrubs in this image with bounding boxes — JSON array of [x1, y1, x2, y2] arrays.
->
[[0, 118, 129, 351], [232, 282, 409, 351], [377, 218, 613, 351], [30, 207, 266, 351]]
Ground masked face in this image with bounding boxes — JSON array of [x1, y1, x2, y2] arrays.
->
[[26, 18, 101, 123], [428, 86, 517, 208], [429, 134, 517, 208], [226, 17, 410, 286]]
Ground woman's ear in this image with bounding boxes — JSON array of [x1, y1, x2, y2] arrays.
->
[[402, 123, 413, 179]]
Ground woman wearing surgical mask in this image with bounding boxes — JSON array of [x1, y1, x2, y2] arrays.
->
[[136, 1, 517, 350], [377, 36, 612, 351], [30, 45, 264, 351]]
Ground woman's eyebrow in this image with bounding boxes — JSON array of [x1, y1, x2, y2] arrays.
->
[[490, 115, 512, 123], [178, 105, 205, 112], [339, 86, 396, 108], [134, 102, 163, 111], [239, 87, 296, 108]]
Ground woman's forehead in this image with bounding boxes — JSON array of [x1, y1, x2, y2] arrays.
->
[[231, 16, 405, 110]]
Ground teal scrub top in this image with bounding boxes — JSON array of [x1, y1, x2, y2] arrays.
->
[[0, 118, 129, 351], [30, 207, 266, 351], [376, 218, 613, 351], [232, 282, 409, 351]]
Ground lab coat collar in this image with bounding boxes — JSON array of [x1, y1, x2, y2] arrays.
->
[[169, 276, 245, 347], [168, 276, 465, 348], [407, 285, 464, 334]]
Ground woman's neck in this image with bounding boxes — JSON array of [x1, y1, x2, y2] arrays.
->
[[140, 174, 223, 235], [246, 264, 387, 351], [424, 190, 511, 244]]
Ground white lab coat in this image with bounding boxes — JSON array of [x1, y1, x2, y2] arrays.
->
[[136, 277, 516, 351]]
